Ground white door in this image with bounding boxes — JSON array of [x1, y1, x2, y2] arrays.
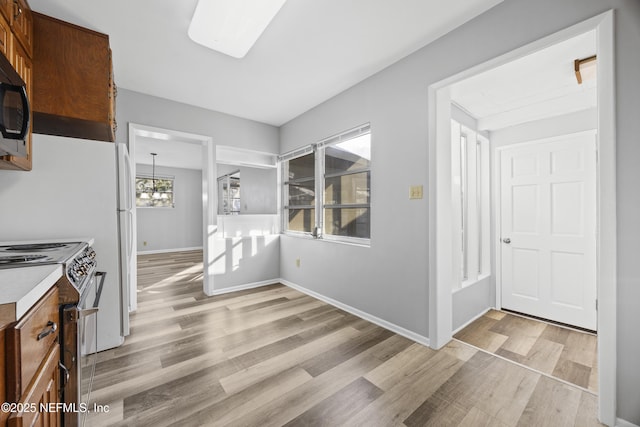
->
[[500, 132, 596, 330]]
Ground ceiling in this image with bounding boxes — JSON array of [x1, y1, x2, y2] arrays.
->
[[29, 0, 595, 167], [135, 137, 204, 170], [28, 0, 503, 126], [451, 30, 597, 131], [134, 28, 597, 169]]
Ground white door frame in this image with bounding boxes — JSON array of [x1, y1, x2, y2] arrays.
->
[[427, 11, 616, 425], [128, 123, 216, 308]]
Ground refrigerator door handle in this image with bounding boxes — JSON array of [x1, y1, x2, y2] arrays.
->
[[127, 210, 133, 258], [123, 146, 134, 211]]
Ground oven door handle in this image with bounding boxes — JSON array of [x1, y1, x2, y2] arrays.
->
[[59, 361, 70, 387], [78, 272, 106, 318], [94, 271, 107, 308]]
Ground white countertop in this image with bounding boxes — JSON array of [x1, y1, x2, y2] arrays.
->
[[0, 264, 63, 320]]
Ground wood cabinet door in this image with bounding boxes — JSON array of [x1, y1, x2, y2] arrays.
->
[[0, 9, 11, 58], [8, 345, 61, 427], [32, 12, 115, 142], [0, 0, 11, 23], [10, 0, 31, 56], [5, 286, 58, 402]]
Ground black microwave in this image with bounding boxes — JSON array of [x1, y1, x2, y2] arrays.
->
[[0, 51, 29, 158]]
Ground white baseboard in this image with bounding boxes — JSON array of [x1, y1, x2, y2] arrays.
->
[[452, 307, 492, 335], [280, 279, 430, 347], [209, 279, 281, 296], [617, 418, 640, 427], [137, 246, 202, 255]]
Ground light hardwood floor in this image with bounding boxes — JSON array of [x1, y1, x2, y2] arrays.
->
[[454, 309, 598, 392], [87, 251, 603, 426]]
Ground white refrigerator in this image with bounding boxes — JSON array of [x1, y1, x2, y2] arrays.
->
[[116, 142, 135, 336]]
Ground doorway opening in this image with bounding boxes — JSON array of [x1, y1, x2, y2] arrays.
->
[[427, 11, 615, 425], [127, 123, 215, 313]]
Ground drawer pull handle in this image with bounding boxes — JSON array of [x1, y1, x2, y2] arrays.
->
[[37, 321, 57, 340]]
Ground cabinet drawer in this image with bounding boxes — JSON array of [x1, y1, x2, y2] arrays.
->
[[6, 286, 59, 402]]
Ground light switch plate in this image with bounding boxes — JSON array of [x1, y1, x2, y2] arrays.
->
[[410, 185, 423, 199]]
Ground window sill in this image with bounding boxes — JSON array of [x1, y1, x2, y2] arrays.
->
[[282, 232, 370, 248], [453, 274, 492, 294]]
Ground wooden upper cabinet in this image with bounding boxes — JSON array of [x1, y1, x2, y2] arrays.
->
[[32, 12, 115, 142], [0, 0, 11, 23], [0, 9, 11, 58], [11, 0, 32, 56]]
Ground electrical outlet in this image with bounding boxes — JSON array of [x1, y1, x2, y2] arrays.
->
[[410, 185, 423, 199], [296, 258, 301, 268]]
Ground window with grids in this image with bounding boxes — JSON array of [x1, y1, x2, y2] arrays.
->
[[282, 124, 371, 243], [135, 176, 175, 208], [323, 132, 371, 239], [283, 151, 316, 233]]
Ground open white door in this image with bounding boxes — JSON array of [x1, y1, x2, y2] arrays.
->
[[500, 132, 596, 330]]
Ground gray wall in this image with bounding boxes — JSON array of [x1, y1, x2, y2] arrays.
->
[[136, 164, 203, 252], [241, 167, 277, 214], [490, 108, 597, 147], [279, 0, 640, 423], [213, 235, 280, 290], [453, 278, 493, 332], [116, 89, 280, 155], [217, 164, 278, 215]]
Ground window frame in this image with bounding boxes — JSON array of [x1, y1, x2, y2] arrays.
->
[[135, 174, 176, 208], [217, 170, 241, 215], [280, 124, 371, 245], [282, 146, 317, 237], [452, 120, 490, 288]]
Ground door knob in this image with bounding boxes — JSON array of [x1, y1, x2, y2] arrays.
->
[[502, 238, 511, 244]]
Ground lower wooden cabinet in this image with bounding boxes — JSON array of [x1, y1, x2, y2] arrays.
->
[[2, 286, 61, 427], [7, 345, 60, 427]]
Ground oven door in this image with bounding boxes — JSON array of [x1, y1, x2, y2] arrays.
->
[[77, 271, 105, 427]]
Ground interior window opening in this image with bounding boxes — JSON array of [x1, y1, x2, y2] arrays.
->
[[451, 119, 490, 290]]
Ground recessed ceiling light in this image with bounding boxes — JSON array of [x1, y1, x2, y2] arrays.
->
[[188, 0, 287, 59]]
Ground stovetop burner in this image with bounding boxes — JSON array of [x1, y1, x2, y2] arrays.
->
[[0, 241, 87, 270], [0, 254, 50, 264], [3, 243, 70, 251]]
